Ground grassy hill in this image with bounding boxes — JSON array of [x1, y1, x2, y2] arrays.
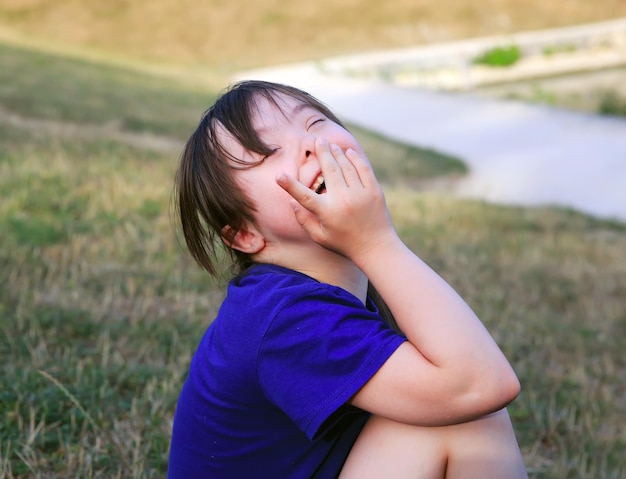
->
[[2, 0, 626, 71], [1, 2, 625, 477]]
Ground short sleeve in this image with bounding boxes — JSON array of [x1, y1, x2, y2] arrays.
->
[[256, 285, 406, 440]]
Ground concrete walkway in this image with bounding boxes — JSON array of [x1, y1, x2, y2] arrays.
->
[[236, 62, 626, 223]]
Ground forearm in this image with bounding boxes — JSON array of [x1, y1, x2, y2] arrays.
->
[[355, 234, 518, 398], [277, 139, 519, 419]]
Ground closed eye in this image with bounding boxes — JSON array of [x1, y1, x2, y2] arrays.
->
[[262, 146, 281, 161], [307, 118, 325, 130]]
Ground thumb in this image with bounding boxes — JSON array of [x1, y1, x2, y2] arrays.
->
[[276, 173, 321, 215], [276, 173, 324, 241]]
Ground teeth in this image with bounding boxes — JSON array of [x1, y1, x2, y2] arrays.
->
[[311, 175, 324, 193]]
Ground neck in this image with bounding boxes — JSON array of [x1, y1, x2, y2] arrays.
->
[[256, 244, 369, 303], [298, 259, 368, 304]]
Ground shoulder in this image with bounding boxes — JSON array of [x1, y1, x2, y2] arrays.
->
[[243, 264, 398, 352], [210, 264, 337, 348], [215, 263, 401, 364]]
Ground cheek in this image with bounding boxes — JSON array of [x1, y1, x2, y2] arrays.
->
[[255, 184, 296, 221], [234, 169, 301, 231], [333, 128, 364, 152]]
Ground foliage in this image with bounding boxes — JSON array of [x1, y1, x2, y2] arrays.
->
[[473, 45, 522, 68], [598, 90, 626, 117]]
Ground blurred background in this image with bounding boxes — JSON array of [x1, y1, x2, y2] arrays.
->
[[4, 0, 626, 70], [1, 1, 625, 478]]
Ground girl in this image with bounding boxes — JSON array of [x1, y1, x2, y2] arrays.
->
[[168, 80, 527, 478]]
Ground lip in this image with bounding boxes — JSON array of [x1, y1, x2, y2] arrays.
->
[[308, 171, 324, 191]]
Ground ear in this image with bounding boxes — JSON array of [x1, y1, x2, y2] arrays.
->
[[221, 222, 266, 255]]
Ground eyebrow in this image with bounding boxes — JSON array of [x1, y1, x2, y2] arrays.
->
[[291, 102, 314, 116]]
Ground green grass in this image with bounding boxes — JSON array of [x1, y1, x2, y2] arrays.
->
[[1, 40, 626, 479], [499, 84, 626, 118], [348, 124, 467, 183], [0, 43, 215, 139], [0, 124, 219, 477], [476, 69, 626, 118]]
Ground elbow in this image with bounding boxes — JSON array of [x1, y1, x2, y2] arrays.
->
[[506, 369, 522, 402], [451, 366, 521, 423], [474, 366, 521, 414], [495, 369, 521, 407]]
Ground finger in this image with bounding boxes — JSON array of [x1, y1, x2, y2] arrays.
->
[[345, 147, 378, 189], [329, 143, 363, 188], [314, 138, 344, 188], [276, 174, 326, 242], [276, 173, 323, 215]]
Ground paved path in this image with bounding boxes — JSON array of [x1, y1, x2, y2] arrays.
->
[[236, 63, 626, 223]]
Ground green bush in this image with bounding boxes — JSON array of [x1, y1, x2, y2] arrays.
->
[[473, 45, 522, 67], [598, 90, 626, 117]]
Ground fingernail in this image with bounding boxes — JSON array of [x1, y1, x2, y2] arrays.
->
[[276, 174, 287, 185]]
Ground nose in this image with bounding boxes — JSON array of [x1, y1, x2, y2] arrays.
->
[[300, 134, 316, 164]]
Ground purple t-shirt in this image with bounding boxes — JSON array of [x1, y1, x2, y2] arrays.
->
[[168, 264, 406, 478]]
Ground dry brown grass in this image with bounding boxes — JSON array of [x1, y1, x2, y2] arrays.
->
[[1, 0, 626, 71]]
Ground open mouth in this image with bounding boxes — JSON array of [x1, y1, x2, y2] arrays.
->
[[311, 175, 326, 194]]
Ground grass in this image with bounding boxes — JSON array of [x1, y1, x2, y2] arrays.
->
[[1, 4, 626, 476], [347, 124, 467, 183], [0, 43, 215, 138], [492, 81, 626, 118], [0, 126, 219, 478], [0, 42, 478, 478], [2, 0, 626, 72], [385, 192, 626, 478]]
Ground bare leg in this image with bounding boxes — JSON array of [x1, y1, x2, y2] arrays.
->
[[443, 409, 527, 479], [339, 415, 447, 479], [339, 408, 527, 479]]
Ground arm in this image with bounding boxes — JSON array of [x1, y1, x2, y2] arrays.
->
[[276, 138, 520, 426]]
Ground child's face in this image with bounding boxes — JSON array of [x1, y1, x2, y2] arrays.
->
[[221, 92, 367, 258]]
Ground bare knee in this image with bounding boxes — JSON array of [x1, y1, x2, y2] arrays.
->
[[340, 409, 527, 479], [443, 409, 528, 479], [340, 415, 447, 479]]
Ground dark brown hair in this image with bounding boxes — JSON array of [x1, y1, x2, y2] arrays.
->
[[174, 80, 399, 331]]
